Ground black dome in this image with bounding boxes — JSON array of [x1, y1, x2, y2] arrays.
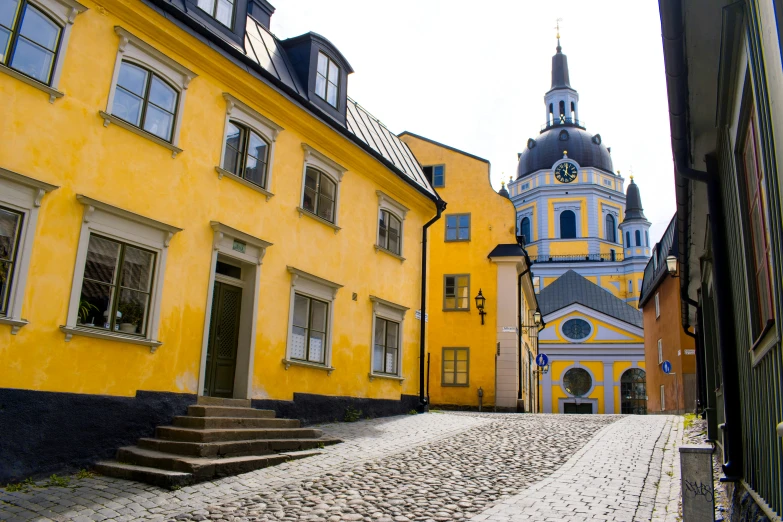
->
[[623, 178, 646, 221], [517, 126, 614, 179]]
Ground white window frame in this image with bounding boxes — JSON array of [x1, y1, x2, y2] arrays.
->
[[60, 195, 182, 351], [0, 0, 86, 102], [216, 93, 283, 200], [655, 292, 660, 318], [99, 26, 197, 158], [297, 144, 347, 231], [283, 266, 343, 374], [660, 385, 665, 411], [628, 280, 632, 294], [658, 338, 663, 364], [0, 168, 58, 333], [375, 190, 408, 261], [368, 295, 408, 382]]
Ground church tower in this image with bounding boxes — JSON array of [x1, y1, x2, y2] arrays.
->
[[505, 32, 650, 414]]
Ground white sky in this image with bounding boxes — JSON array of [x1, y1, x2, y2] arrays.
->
[[272, 1, 676, 244]]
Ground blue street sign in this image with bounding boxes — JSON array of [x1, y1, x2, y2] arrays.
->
[[662, 360, 672, 374], [536, 353, 549, 367]]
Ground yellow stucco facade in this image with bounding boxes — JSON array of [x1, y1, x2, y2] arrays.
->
[[400, 133, 540, 411], [0, 0, 438, 410]]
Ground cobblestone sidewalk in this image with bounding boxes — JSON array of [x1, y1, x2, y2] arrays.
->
[[470, 415, 683, 522], [0, 413, 490, 522], [1, 413, 679, 522]]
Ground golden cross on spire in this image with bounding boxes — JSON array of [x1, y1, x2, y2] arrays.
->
[[555, 18, 562, 40]]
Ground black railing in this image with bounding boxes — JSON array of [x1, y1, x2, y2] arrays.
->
[[530, 253, 624, 263], [540, 117, 587, 132]]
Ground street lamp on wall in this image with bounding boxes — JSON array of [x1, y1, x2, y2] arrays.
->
[[475, 289, 486, 325], [666, 255, 678, 276]]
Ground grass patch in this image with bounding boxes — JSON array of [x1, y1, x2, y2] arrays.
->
[[4, 478, 36, 492], [47, 474, 70, 488], [343, 406, 362, 422], [407, 409, 418, 415], [75, 469, 94, 480]]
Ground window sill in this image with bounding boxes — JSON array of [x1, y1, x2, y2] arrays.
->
[[0, 316, 28, 335], [750, 320, 777, 366], [215, 167, 274, 201], [441, 383, 470, 387], [0, 64, 64, 103], [374, 245, 405, 263], [445, 239, 471, 243], [296, 207, 341, 233], [368, 372, 403, 383], [60, 325, 163, 353], [443, 308, 471, 312], [99, 111, 183, 158], [282, 358, 335, 375]]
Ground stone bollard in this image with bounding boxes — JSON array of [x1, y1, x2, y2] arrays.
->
[[679, 445, 715, 521]]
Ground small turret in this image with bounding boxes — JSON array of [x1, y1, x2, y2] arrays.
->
[[618, 176, 652, 258], [498, 180, 510, 199]]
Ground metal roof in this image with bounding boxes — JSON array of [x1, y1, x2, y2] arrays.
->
[[244, 17, 435, 196], [517, 126, 614, 179], [639, 215, 677, 306], [538, 270, 643, 327], [487, 244, 525, 258]]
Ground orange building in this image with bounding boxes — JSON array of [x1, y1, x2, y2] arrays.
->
[[639, 217, 696, 414]]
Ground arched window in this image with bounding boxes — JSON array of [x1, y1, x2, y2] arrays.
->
[[302, 167, 337, 223], [635, 230, 642, 246], [520, 217, 531, 244], [560, 210, 576, 239], [620, 369, 647, 414], [112, 61, 179, 142], [605, 214, 616, 243], [548, 103, 554, 125], [559, 100, 566, 123], [570, 101, 576, 122], [2, 1, 62, 85], [626, 231, 631, 247], [645, 231, 650, 247], [222, 121, 270, 188]]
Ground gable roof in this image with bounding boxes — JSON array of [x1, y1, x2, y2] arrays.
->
[[538, 270, 643, 327], [398, 131, 490, 164]]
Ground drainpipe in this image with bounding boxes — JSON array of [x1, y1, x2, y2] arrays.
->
[[418, 199, 446, 412], [674, 153, 743, 481]]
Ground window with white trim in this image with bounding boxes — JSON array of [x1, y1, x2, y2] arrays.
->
[[369, 295, 407, 379], [660, 385, 665, 411], [284, 266, 342, 371], [655, 293, 660, 318], [299, 144, 346, 228], [376, 191, 407, 258], [657, 338, 663, 364], [218, 93, 282, 196], [101, 27, 196, 155], [315, 52, 339, 108], [61, 195, 181, 349], [196, 0, 234, 29], [0, 0, 86, 99], [0, 168, 57, 333]]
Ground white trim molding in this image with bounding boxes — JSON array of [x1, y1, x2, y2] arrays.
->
[[0, 167, 59, 333], [0, 0, 86, 102], [283, 266, 343, 374], [375, 190, 408, 262], [217, 93, 284, 199], [101, 26, 197, 157], [368, 295, 408, 382], [61, 195, 182, 351]]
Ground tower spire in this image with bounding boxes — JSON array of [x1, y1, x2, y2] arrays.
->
[[556, 18, 562, 53]]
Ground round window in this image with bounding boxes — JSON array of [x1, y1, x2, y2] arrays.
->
[[559, 129, 570, 141], [562, 318, 592, 340], [563, 368, 592, 397]]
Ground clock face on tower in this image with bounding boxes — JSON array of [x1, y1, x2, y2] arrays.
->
[[554, 161, 578, 183]]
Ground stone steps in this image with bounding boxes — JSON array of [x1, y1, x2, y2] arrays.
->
[[137, 436, 341, 457], [95, 397, 340, 488]]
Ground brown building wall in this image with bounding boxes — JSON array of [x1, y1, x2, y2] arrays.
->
[[642, 274, 696, 414]]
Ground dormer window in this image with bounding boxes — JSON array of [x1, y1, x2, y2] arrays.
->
[[315, 52, 339, 107], [197, 0, 234, 28]]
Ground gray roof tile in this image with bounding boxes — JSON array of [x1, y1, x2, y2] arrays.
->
[[538, 270, 643, 327]]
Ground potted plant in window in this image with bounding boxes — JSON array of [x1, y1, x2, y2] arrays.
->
[[117, 301, 144, 334], [78, 299, 99, 327]]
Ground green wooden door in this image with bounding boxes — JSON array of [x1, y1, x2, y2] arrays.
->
[[204, 281, 242, 398]]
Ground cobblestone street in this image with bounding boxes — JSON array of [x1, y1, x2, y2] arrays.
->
[[1, 413, 682, 522]]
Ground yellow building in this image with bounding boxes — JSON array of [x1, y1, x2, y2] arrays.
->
[[400, 133, 541, 412], [0, 0, 441, 481]]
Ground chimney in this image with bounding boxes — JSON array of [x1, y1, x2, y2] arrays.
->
[[248, 0, 275, 30]]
